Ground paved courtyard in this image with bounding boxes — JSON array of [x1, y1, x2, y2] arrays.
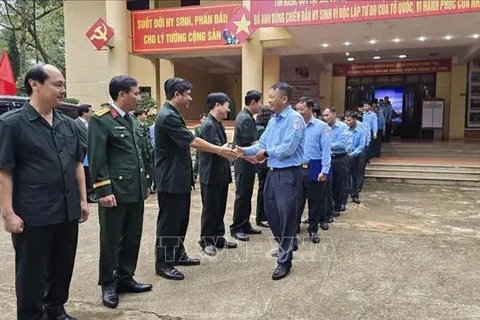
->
[[0, 182, 479, 320]]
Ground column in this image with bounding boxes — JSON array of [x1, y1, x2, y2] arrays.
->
[[242, 31, 263, 97], [449, 65, 468, 140], [319, 70, 332, 107], [158, 59, 175, 103], [332, 77, 346, 113], [263, 55, 280, 94], [106, 0, 129, 76]]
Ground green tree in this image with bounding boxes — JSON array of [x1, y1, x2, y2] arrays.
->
[[7, 30, 20, 79]]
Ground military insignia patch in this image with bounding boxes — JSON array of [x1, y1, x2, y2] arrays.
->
[[95, 107, 110, 117], [110, 108, 119, 119], [293, 118, 301, 130]]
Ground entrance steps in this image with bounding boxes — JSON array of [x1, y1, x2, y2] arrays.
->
[[365, 161, 480, 187], [381, 141, 480, 157]]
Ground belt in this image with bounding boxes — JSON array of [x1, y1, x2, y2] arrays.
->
[[301, 163, 309, 169], [332, 153, 348, 158], [268, 165, 300, 171]]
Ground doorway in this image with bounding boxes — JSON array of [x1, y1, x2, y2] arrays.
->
[[345, 73, 436, 139]]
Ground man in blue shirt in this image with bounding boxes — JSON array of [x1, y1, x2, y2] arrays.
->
[[372, 105, 385, 158], [345, 111, 366, 204], [237, 82, 305, 281], [363, 102, 378, 163], [296, 97, 331, 241], [321, 106, 351, 217], [382, 96, 393, 142]]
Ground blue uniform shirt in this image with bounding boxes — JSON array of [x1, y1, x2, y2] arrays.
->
[[149, 124, 155, 147], [244, 106, 305, 168], [358, 121, 371, 146], [330, 120, 351, 155], [377, 111, 386, 131], [363, 110, 378, 134], [350, 123, 366, 156], [303, 116, 331, 174]]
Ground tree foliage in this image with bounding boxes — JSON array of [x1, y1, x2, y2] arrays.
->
[[0, 0, 65, 93]]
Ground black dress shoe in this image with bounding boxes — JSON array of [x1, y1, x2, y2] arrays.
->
[[319, 222, 329, 231], [327, 216, 334, 223], [309, 232, 320, 244], [87, 195, 98, 203], [340, 204, 346, 211], [244, 227, 262, 235], [216, 239, 237, 249], [352, 197, 361, 204], [117, 278, 152, 293], [202, 245, 217, 256], [333, 211, 340, 217], [272, 265, 291, 280], [232, 232, 249, 241], [45, 307, 77, 320], [256, 221, 270, 228], [156, 267, 184, 280], [101, 283, 118, 308], [174, 257, 201, 266]]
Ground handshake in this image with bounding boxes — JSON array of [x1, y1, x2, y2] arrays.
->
[[217, 144, 267, 165]]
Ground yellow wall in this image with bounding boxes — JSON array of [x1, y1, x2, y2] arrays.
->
[[319, 70, 332, 107], [263, 55, 280, 95], [332, 77, 346, 113], [128, 55, 157, 99], [449, 65, 468, 139]]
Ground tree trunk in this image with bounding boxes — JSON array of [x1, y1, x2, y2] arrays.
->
[[19, 0, 28, 76]]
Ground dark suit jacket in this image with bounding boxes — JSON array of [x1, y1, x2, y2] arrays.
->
[[154, 102, 196, 194], [233, 107, 258, 174], [199, 114, 232, 186], [75, 117, 88, 160]]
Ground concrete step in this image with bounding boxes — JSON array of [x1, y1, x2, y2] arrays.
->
[[365, 163, 480, 187]]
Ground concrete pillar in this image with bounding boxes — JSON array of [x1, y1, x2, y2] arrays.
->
[[158, 59, 175, 103], [106, 0, 129, 76], [241, 0, 262, 96], [263, 55, 280, 95], [435, 72, 452, 140], [319, 70, 332, 107], [332, 76, 346, 113]]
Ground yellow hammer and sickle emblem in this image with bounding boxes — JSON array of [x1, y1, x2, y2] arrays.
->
[[90, 23, 108, 41]]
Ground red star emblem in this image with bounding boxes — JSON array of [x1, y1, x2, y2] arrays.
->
[[224, 7, 257, 44]]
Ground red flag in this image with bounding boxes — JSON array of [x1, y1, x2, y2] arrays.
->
[[224, 7, 257, 44], [0, 51, 17, 96]]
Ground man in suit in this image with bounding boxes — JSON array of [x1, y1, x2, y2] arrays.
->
[[133, 108, 153, 192], [230, 90, 263, 241], [75, 104, 97, 203], [198, 93, 237, 256], [88, 75, 152, 309], [154, 77, 237, 281], [193, 113, 207, 182]]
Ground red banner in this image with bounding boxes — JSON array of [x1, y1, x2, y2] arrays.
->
[[333, 59, 452, 77], [132, 5, 243, 53], [251, 0, 480, 27]]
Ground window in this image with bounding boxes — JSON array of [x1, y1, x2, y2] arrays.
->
[[127, 0, 149, 11]]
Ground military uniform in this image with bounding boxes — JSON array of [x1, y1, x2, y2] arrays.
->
[[87, 105, 149, 287], [134, 117, 153, 189]]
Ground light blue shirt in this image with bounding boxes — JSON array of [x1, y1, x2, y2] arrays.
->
[[357, 121, 370, 146], [303, 116, 331, 174], [377, 111, 386, 131], [329, 120, 351, 155], [350, 123, 366, 156], [363, 110, 378, 134], [244, 106, 305, 168], [382, 103, 393, 121], [149, 124, 155, 147]]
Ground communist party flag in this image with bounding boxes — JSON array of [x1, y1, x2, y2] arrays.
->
[[224, 6, 257, 44], [0, 51, 17, 96]]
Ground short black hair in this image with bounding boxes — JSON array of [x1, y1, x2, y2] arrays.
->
[[77, 104, 92, 117], [164, 77, 192, 100], [297, 96, 315, 109], [345, 111, 358, 119], [133, 108, 146, 117], [244, 90, 262, 106], [24, 64, 49, 96], [312, 104, 321, 116], [109, 75, 138, 101], [256, 106, 274, 127], [271, 82, 293, 102], [207, 92, 230, 110], [199, 113, 207, 119], [322, 106, 337, 114]]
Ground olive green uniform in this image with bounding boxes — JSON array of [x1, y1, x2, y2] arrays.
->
[[88, 105, 149, 286]]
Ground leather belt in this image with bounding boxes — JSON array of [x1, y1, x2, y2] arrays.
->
[[268, 165, 300, 171], [332, 153, 348, 158]]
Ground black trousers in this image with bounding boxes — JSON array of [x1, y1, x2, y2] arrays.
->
[[230, 161, 256, 233], [384, 121, 392, 142], [84, 166, 94, 197], [297, 168, 327, 233], [13, 221, 78, 320], [345, 155, 362, 200], [256, 167, 268, 222], [359, 146, 369, 191], [98, 201, 144, 286], [331, 155, 348, 212], [155, 192, 190, 269], [372, 130, 383, 158], [200, 184, 228, 247], [325, 177, 334, 219], [264, 167, 302, 267]]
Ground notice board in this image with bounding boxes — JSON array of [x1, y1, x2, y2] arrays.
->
[[422, 100, 444, 129]]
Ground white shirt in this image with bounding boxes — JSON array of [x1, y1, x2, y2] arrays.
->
[[79, 116, 88, 129], [111, 103, 126, 118]]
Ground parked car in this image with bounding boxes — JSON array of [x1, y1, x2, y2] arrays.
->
[[0, 95, 79, 119]]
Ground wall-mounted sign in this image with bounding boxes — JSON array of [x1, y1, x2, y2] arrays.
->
[[422, 99, 444, 129], [333, 59, 452, 77], [85, 18, 115, 50], [466, 59, 480, 128], [132, 5, 248, 53], [251, 0, 480, 28]]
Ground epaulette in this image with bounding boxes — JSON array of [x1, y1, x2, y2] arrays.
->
[[95, 108, 110, 117]]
